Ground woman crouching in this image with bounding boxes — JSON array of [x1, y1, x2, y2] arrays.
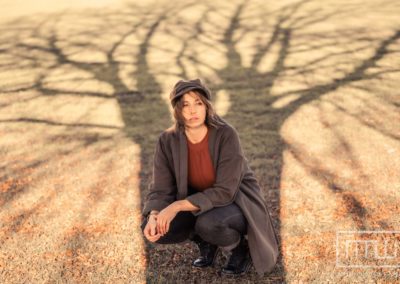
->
[[141, 78, 279, 276]]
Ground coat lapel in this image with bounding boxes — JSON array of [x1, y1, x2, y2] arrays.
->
[[178, 129, 188, 200], [208, 126, 217, 172]]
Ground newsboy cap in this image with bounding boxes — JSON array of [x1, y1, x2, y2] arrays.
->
[[169, 78, 212, 107]]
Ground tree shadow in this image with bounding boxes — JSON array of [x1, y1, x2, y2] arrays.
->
[[0, 0, 399, 282]]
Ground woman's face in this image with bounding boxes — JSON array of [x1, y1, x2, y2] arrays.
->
[[181, 91, 207, 129]]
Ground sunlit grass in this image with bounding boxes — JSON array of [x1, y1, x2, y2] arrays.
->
[[0, 0, 399, 282]]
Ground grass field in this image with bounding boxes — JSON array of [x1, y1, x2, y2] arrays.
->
[[0, 0, 399, 282]]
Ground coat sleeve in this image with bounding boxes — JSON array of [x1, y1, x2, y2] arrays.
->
[[185, 126, 245, 216], [142, 133, 177, 217]]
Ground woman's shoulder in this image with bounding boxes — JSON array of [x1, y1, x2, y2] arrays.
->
[[158, 126, 179, 143], [215, 121, 240, 139]]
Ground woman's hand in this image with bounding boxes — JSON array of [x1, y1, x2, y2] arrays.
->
[[143, 215, 162, 242], [156, 203, 179, 235]]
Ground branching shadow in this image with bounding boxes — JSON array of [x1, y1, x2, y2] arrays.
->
[[0, 0, 399, 282]]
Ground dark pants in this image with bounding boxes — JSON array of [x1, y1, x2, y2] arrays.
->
[[141, 197, 247, 247]]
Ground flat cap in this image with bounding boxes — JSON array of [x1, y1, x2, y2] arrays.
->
[[169, 78, 211, 107]]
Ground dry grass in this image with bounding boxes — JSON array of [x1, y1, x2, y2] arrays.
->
[[0, 0, 399, 282]]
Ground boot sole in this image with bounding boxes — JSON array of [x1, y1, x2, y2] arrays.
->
[[220, 259, 252, 276], [191, 247, 220, 268]]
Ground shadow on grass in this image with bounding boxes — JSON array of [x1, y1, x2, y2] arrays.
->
[[0, 0, 399, 282]]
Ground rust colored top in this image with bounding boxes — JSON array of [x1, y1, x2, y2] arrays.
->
[[186, 128, 216, 192]]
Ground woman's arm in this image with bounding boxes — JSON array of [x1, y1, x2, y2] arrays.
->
[[144, 133, 202, 236], [174, 199, 199, 211], [156, 200, 199, 235], [142, 133, 177, 218]]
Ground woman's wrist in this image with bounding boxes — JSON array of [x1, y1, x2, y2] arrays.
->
[[175, 199, 199, 212], [170, 201, 183, 213], [147, 211, 159, 221]]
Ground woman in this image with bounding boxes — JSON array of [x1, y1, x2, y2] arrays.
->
[[141, 78, 279, 276]]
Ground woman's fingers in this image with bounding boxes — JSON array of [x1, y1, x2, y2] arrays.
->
[[156, 217, 172, 236], [162, 220, 166, 235], [161, 219, 166, 235], [165, 219, 171, 233], [149, 222, 157, 236], [162, 220, 168, 235], [156, 219, 162, 235], [144, 224, 153, 240], [155, 212, 174, 236], [147, 234, 161, 243], [157, 219, 162, 235], [144, 223, 161, 242], [150, 223, 155, 236]]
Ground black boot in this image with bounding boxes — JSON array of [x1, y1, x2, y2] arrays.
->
[[221, 237, 252, 275], [191, 235, 219, 268]]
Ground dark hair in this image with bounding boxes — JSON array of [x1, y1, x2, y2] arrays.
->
[[168, 90, 226, 132]]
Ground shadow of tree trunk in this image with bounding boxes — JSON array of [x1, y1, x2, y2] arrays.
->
[[0, 0, 399, 282]]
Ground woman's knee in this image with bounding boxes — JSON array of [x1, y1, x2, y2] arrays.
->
[[195, 212, 224, 238], [194, 204, 248, 241]]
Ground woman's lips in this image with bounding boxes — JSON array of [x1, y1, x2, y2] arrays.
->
[[190, 117, 199, 120]]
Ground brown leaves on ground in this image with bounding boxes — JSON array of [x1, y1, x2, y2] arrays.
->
[[1, 0, 399, 283]]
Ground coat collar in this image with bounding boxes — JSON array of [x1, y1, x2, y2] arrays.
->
[[177, 125, 217, 199]]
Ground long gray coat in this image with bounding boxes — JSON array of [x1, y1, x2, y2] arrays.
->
[[142, 122, 279, 276]]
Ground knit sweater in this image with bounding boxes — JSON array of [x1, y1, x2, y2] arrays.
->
[[186, 128, 216, 191]]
